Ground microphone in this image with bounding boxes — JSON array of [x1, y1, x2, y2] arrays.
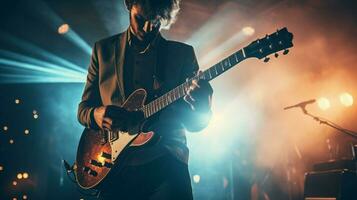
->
[[284, 99, 316, 113]]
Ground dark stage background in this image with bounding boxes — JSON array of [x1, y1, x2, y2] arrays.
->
[[1, 0, 357, 199]]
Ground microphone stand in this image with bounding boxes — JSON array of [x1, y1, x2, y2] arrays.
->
[[299, 106, 357, 140]]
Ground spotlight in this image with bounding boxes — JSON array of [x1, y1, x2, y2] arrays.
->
[[317, 97, 330, 110], [12, 198, 17, 200], [33, 114, 39, 119], [0, 165, 3, 171], [15, 99, 20, 104], [339, 92, 353, 107], [58, 24, 69, 34], [9, 139, 14, 144], [3, 126, 8, 131], [17, 173, 23, 179], [242, 26, 255, 36], [24, 129, 29, 135], [193, 174, 200, 183], [23, 195, 27, 200], [32, 110, 37, 114], [22, 172, 29, 179], [12, 181, 17, 186]]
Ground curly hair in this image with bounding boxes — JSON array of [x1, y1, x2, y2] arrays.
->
[[124, 0, 180, 29]]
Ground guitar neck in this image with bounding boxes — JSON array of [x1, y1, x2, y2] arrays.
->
[[142, 48, 248, 118]]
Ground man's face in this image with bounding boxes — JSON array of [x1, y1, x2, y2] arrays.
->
[[129, 4, 160, 41]]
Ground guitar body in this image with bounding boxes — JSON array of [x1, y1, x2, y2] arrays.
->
[[75, 88, 154, 189]]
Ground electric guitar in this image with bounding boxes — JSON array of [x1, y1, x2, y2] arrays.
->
[[75, 27, 294, 189]]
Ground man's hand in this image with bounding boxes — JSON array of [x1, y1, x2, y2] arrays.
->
[[184, 72, 213, 112], [93, 106, 108, 129], [94, 105, 143, 131]]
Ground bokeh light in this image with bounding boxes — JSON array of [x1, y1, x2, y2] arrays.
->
[[242, 26, 255, 36], [58, 24, 69, 34], [22, 172, 29, 179], [317, 97, 331, 110], [339, 92, 353, 107], [17, 173, 23, 179], [12, 181, 17, 186], [193, 174, 201, 183]]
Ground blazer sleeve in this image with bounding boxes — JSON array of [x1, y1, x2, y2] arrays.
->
[[77, 42, 102, 129], [178, 45, 213, 132]]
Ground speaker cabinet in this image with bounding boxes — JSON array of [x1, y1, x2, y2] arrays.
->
[[304, 169, 357, 200]]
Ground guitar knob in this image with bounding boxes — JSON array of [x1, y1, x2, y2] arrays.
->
[[283, 49, 289, 55], [275, 53, 279, 58], [263, 57, 270, 63]]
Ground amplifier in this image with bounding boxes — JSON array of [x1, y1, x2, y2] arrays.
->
[[304, 169, 357, 200]]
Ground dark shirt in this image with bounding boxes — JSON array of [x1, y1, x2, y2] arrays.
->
[[123, 31, 189, 165]]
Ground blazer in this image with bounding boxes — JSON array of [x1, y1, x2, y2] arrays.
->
[[77, 30, 211, 135]]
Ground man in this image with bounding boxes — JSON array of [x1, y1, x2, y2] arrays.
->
[[77, 0, 213, 199]]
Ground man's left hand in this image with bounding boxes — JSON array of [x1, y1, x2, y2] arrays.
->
[[184, 73, 213, 112]]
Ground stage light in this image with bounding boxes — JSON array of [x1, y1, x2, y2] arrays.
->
[[17, 173, 23, 179], [12, 198, 17, 200], [33, 114, 39, 119], [317, 97, 330, 110], [9, 139, 14, 144], [22, 172, 29, 179], [58, 24, 69, 34], [15, 99, 20, 104], [24, 129, 29, 135], [23, 195, 27, 200], [339, 92, 353, 107], [242, 26, 255, 36], [3, 126, 8, 131], [193, 174, 201, 183], [33, 110, 37, 114], [0, 165, 3, 171], [12, 181, 17, 186]]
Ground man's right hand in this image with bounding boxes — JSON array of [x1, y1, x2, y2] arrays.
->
[[93, 105, 144, 131], [93, 106, 111, 130]]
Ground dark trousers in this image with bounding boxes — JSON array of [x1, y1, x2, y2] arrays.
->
[[98, 154, 193, 200]]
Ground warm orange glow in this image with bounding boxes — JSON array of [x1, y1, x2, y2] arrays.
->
[[97, 155, 106, 165], [58, 24, 69, 34], [17, 173, 23, 179], [339, 92, 353, 107], [0, 165, 3, 171], [317, 97, 331, 110], [22, 172, 29, 179]]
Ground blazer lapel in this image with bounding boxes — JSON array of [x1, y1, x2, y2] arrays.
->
[[114, 30, 128, 101]]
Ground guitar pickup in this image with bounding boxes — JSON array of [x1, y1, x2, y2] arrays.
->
[[83, 166, 98, 177], [101, 152, 112, 159], [104, 162, 113, 168], [90, 160, 103, 167]]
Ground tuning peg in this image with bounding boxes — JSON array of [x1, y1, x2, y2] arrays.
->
[[283, 49, 289, 55], [274, 53, 279, 58], [263, 57, 270, 62]]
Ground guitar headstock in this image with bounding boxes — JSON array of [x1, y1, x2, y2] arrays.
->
[[245, 27, 293, 61]]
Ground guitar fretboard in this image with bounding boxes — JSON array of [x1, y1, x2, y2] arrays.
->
[[141, 49, 247, 118]]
